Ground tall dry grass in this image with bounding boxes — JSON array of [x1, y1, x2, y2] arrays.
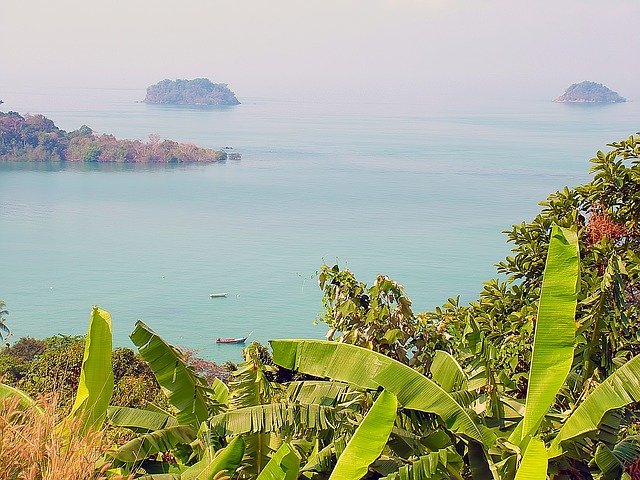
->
[[0, 394, 110, 480]]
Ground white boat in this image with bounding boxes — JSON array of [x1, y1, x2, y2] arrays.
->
[[209, 292, 228, 298]]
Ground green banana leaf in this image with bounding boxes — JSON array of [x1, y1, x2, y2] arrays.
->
[[328, 390, 397, 480], [68, 306, 114, 434], [514, 437, 547, 480], [0, 383, 40, 411], [548, 354, 640, 458], [256, 442, 301, 480], [181, 436, 245, 480], [107, 405, 178, 432], [380, 448, 464, 480], [271, 339, 493, 446], [301, 442, 333, 473], [594, 443, 622, 479], [430, 350, 467, 393], [209, 402, 337, 436], [111, 425, 197, 463], [211, 377, 229, 405], [286, 380, 358, 406], [522, 225, 579, 440], [130, 320, 209, 428]]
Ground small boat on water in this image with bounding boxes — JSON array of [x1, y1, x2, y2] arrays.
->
[[216, 331, 252, 344], [210, 293, 228, 298], [216, 336, 247, 344]]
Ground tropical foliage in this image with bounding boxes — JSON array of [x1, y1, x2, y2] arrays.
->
[[0, 133, 639, 479]]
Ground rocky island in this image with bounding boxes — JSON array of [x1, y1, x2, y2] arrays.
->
[[0, 111, 230, 163], [554, 81, 626, 103], [144, 78, 240, 106]]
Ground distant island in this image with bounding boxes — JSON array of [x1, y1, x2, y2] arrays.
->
[[554, 81, 626, 103], [144, 78, 240, 106], [0, 111, 231, 163]]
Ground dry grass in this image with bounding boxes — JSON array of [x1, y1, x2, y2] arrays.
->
[[0, 394, 109, 480]]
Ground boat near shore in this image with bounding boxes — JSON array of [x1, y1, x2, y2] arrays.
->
[[216, 330, 252, 344], [216, 336, 247, 344]]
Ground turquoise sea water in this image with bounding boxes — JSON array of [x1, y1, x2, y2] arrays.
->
[[1, 87, 638, 361]]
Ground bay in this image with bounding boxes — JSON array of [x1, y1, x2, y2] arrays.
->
[[0, 86, 638, 361]]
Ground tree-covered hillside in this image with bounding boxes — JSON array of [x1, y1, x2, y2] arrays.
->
[[144, 78, 240, 106], [0, 111, 228, 163]]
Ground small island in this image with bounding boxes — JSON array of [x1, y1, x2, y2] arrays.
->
[[144, 78, 240, 106], [554, 81, 626, 103], [0, 111, 231, 163]]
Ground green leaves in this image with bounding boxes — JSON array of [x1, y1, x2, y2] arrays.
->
[[329, 390, 397, 480], [256, 443, 300, 480], [0, 383, 40, 411], [522, 225, 579, 440], [271, 339, 493, 446], [548, 354, 640, 458], [181, 436, 245, 480], [111, 425, 197, 463], [130, 320, 209, 428], [107, 405, 178, 432], [68, 306, 114, 434], [514, 437, 547, 480], [209, 403, 337, 436]]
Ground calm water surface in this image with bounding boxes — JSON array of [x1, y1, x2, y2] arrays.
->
[[1, 87, 638, 361]]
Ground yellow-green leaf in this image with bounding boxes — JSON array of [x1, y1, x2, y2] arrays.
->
[[68, 306, 114, 434], [522, 225, 579, 439], [329, 390, 397, 480], [256, 442, 300, 480], [515, 437, 547, 480]]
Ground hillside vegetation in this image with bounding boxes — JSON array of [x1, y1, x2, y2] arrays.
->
[[1, 132, 639, 479], [554, 81, 627, 103], [0, 111, 227, 163], [144, 78, 240, 106]]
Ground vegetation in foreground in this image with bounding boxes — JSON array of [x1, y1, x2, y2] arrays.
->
[[0, 132, 639, 479], [0, 111, 228, 163]]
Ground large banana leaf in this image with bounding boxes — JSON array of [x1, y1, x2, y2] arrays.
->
[[328, 390, 397, 480], [256, 442, 300, 480], [0, 383, 40, 411], [181, 436, 245, 480], [521, 225, 579, 440], [514, 437, 547, 480], [430, 350, 466, 393], [107, 405, 178, 432], [380, 448, 464, 480], [301, 442, 333, 473], [111, 425, 197, 463], [209, 402, 337, 436], [286, 380, 358, 406], [130, 320, 209, 428], [69, 306, 114, 434], [548, 354, 640, 458], [271, 339, 493, 445]]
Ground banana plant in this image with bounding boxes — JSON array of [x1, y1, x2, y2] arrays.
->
[[255, 442, 300, 480], [329, 390, 397, 480], [68, 306, 114, 434], [271, 339, 495, 447]]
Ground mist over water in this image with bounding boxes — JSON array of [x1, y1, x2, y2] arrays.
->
[[1, 87, 639, 361]]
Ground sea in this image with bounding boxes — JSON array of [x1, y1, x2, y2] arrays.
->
[[1, 87, 638, 362]]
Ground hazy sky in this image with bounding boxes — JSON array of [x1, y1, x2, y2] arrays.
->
[[2, 0, 638, 103]]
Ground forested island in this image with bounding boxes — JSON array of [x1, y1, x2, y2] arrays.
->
[[554, 81, 626, 103], [144, 78, 240, 106], [0, 111, 229, 163]]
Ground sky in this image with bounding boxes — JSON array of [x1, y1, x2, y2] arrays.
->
[[1, 0, 639, 103]]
